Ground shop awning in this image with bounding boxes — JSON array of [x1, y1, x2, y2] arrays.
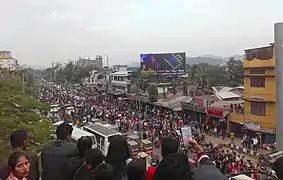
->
[[135, 95, 149, 103], [173, 107, 182, 112], [109, 90, 124, 96]]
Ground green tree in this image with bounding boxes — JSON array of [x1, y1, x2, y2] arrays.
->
[[225, 57, 244, 86], [147, 84, 158, 103], [0, 69, 52, 159]]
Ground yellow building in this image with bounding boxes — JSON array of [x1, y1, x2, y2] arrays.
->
[[243, 44, 275, 130]]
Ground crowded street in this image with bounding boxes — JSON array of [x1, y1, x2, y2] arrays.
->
[[41, 82, 266, 174]]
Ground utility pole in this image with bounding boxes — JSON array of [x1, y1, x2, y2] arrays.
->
[[107, 55, 109, 68], [22, 71, 25, 94], [275, 23, 283, 151]]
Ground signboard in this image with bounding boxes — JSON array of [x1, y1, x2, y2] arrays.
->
[[207, 107, 224, 118], [181, 99, 206, 113], [140, 52, 186, 76], [244, 122, 261, 130]]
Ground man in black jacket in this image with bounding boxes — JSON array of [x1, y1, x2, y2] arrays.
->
[[68, 136, 93, 180], [153, 139, 227, 180], [41, 123, 77, 180], [189, 139, 227, 180]]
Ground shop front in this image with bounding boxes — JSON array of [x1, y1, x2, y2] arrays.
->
[[207, 105, 230, 130], [181, 101, 196, 124], [181, 98, 206, 124]]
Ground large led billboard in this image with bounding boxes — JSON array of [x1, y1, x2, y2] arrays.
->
[[140, 52, 186, 75]]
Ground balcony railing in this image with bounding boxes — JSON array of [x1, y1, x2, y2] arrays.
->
[[243, 59, 274, 68]]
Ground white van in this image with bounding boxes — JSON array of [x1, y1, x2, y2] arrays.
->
[[53, 121, 97, 149], [83, 124, 121, 156], [71, 127, 97, 149]]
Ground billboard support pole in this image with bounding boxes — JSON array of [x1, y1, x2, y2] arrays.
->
[[275, 23, 283, 151]]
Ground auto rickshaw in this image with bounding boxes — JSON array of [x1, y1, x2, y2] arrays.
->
[[140, 139, 153, 155], [127, 140, 139, 158]]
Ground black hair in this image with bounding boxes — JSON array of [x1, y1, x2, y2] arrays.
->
[[126, 159, 146, 180], [161, 137, 178, 158], [10, 130, 28, 149], [92, 163, 114, 180], [272, 156, 283, 179], [8, 151, 29, 170], [153, 153, 192, 180], [85, 148, 104, 170], [77, 136, 92, 157], [56, 123, 73, 140], [105, 135, 130, 179]]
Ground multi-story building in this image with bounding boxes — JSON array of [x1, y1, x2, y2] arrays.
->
[[77, 56, 103, 69], [112, 65, 127, 72], [243, 44, 275, 130], [110, 71, 133, 94], [227, 44, 275, 143], [0, 51, 19, 70]]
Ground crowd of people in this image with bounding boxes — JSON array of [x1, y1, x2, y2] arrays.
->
[[0, 82, 283, 180]]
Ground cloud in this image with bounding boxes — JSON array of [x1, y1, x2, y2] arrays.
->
[[47, 12, 57, 16], [183, 0, 208, 7]]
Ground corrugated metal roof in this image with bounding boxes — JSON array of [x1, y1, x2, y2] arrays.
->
[[111, 71, 132, 76], [209, 100, 244, 108], [219, 87, 233, 93], [195, 95, 220, 101], [215, 91, 241, 100]]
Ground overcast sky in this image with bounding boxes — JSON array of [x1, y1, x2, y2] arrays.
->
[[1, 0, 283, 68]]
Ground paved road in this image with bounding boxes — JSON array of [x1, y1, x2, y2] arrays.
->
[[205, 135, 258, 163]]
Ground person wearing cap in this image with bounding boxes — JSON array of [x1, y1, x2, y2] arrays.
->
[[41, 122, 77, 180]]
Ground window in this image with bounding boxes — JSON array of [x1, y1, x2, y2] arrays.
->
[[251, 102, 266, 116], [245, 46, 273, 60], [249, 68, 265, 74], [250, 77, 265, 87]]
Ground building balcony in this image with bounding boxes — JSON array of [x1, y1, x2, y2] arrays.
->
[[243, 59, 274, 68], [244, 71, 275, 77], [111, 80, 131, 86], [96, 79, 107, 85]]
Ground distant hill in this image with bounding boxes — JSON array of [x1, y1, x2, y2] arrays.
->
[[186, 56, 224, 65], [128, 55, 244, 67]]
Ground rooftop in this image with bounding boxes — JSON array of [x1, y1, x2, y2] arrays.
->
[[85, 124, 119, 136], [215, 91, 241, 100], [195, 95, 220, 101], [244, 44, 274, 51], [209, 100, 244, 108], [111, 71, 132, 76]]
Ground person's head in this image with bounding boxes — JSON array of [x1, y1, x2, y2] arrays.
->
[[126, 159, 146, 180], [8, 151, 30, 179], [272, 156, 283, 179], [161, 137, 178, 158], [85, 148, 104, 171], [92, 163, 114, 180], [153, 153, 191, 180], [106, 135, 130, 178], [10, 130, 28, 150], [56, 123, 73, 141], [77, 136, 92, 157]]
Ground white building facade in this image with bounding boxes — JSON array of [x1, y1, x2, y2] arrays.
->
[[0, 51, 19, 70], [110, 71, 132, 94]]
